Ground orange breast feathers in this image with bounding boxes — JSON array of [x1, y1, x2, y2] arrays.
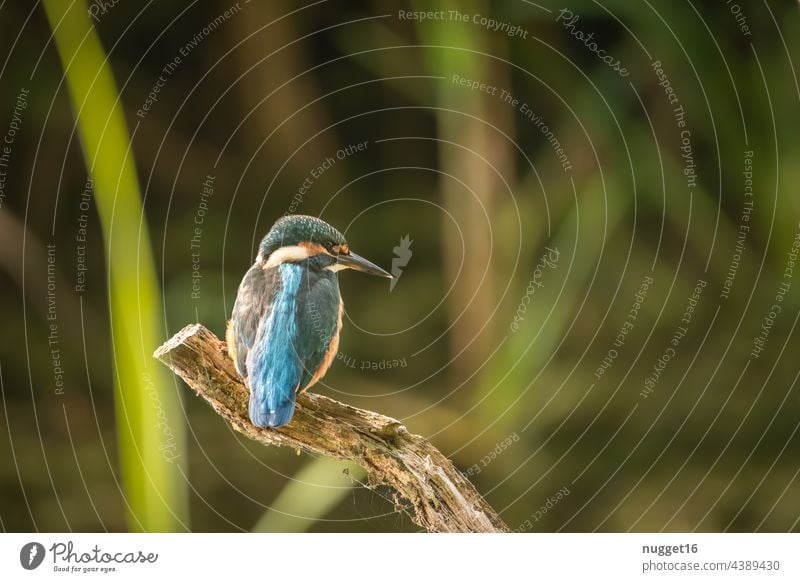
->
[[302, 299, 343, 392]]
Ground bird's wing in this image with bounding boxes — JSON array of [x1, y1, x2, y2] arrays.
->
[[227, 264, 278, 380], [244, 263, 307, 427], [295, 273, 342, 391], [230, 263, 341, 427]]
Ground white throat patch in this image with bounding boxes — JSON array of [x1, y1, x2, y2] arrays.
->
[[324, 263, 349, 272], [263, 245, 313, 269]]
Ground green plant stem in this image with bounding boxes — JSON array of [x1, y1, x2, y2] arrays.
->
[[42, 0, 188, 531]]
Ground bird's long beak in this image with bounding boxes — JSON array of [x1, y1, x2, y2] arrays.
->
[[337, 251, 392, 278]]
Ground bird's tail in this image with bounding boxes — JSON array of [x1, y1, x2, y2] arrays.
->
[[249, 391, 296, 428]]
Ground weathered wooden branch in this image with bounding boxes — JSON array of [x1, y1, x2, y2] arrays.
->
[[153, 324, 509, 533]]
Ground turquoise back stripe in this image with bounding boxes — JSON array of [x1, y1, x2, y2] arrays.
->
[[248, 263, 303, 426]]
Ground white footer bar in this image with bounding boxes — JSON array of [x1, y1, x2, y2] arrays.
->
[[1, 533, 797, 581]]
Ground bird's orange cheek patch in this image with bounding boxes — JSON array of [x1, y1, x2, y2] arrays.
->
[[299, 241, 327, 256], [264, 242, 327, 269]]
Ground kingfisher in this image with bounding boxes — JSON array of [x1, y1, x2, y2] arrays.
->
[[227, 215, 392, 428]]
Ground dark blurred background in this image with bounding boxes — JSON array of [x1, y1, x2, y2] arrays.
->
[[1, 0, 799, 532]]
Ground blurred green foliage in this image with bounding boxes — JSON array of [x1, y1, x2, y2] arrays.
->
[[41, 0, 188, 531]]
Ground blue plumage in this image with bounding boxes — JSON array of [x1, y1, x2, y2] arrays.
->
[[227, 215, 392, 428], [247, 263, 303, 427]]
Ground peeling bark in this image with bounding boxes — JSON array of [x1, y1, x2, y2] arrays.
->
[[154, 323, 509, 533]]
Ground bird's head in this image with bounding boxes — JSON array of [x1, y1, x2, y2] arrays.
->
[[257, 215, 392, 278]]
